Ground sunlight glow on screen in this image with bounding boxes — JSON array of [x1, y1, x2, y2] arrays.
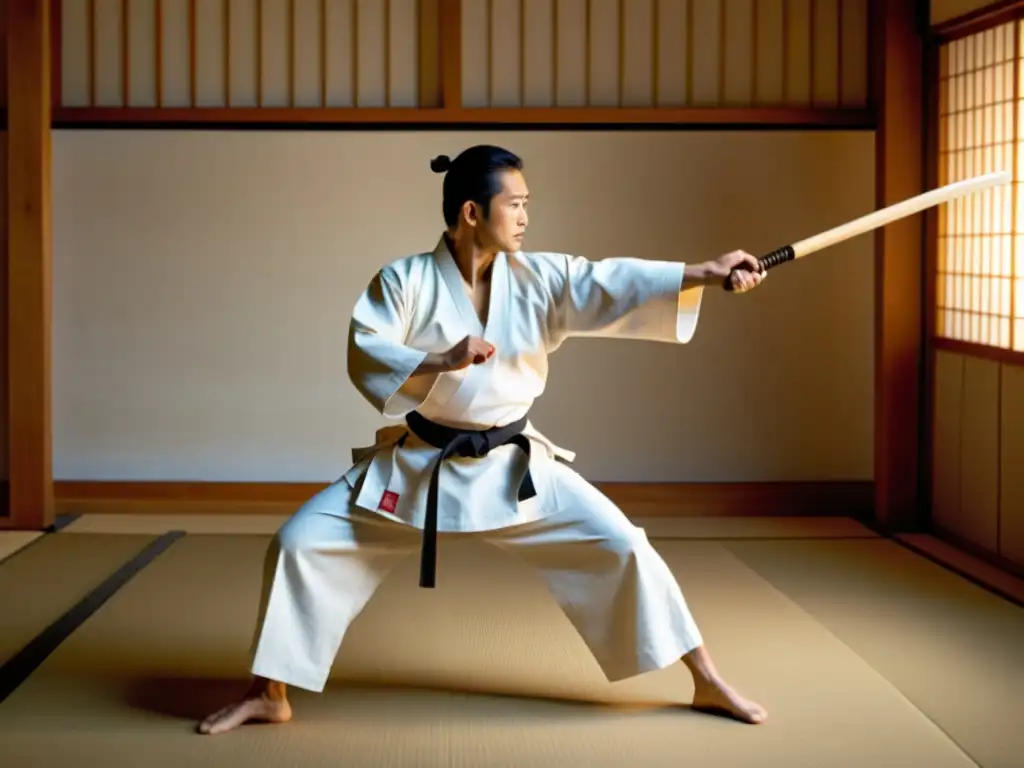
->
[[937, 22, 1024, 350]]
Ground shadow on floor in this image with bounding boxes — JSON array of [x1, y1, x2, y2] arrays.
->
[[123, 674, 691, 724]]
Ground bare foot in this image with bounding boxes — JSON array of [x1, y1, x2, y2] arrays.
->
[[197, 680, 292, 735], [692, 677, 767, 725]]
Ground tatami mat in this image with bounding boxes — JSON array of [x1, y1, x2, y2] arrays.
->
[[60, 512, 291, 535], [633, 515, 878, 539], [0, 531, 44, 563], [0, 534, 975, 767], [59, 513, 878, 539], [0, 533, 158, 668], [724, 538, 1024, 768]]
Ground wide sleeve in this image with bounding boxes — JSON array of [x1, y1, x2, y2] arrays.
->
[[347, 267, 440, 419], [548, 253, 704, 347]]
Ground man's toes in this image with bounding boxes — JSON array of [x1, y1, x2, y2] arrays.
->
[[197, 715, 226, 735], [738, 700, 767, 724], [197, 704, 248, 735]]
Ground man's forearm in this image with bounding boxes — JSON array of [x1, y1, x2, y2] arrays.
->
[[413, 352, 450, 375]]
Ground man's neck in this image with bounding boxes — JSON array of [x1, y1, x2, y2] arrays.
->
[[445, 232, 497, 288]]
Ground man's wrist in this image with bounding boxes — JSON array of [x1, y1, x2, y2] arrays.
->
[[683, 260, 722, 285]]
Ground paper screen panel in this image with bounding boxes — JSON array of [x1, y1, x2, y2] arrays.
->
[[936, 21, 1021, 350]]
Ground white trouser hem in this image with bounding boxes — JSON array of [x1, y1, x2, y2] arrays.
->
[[250, 657, 331, 693], [600, 629, 705, 683]]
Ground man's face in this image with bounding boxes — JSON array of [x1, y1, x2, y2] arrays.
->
[[466, 169, 529, 253]]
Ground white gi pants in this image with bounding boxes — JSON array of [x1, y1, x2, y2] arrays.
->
[[249, 461, 704, 692]]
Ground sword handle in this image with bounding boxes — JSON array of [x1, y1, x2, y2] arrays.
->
[[722, 244, 795, 292]]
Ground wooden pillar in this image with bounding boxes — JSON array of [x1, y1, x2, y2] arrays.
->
[[0, 1, 8, 518], [872, 0, 926, 532], [439, 0, 461, 109], [417, 0, 442, 108], [6, 0, 54, 530]]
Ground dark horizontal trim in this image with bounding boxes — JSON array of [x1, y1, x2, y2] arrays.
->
[[50, 105, 877, 131], [931, 0, 1024, 42], [930, 524, 1024, 581], [895, 530, 1024, 610], [932, 337, 1024, 366], [52, 121, 876, 133]]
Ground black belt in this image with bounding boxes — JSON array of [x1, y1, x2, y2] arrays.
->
[[404, 410, 536, 588]]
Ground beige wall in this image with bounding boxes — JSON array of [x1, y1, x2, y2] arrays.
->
[[932, 351, 1024, 568], [50, 128, 876, 483], [38, 0, 877, 486]]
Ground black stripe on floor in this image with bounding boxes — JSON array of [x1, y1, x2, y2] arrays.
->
[[0, 530, 186, 704], [47, 514, 81, 532], [0, 515, 83, 567]]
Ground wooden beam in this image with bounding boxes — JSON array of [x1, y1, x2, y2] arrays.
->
[[5, 0, 54, 530], [931, 0, 1024, 41], [49, 105, 877, 128], [0, 0, 7, 109], [930, 339, 1024, 367], [50, 0, 61, 107], [920, 28, 940, 535], [0, 134, 6, 519], [0, 3, 7, 518], [872, 0, 925, 532]]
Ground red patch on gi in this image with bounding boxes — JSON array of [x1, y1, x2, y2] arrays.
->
[[378, 490, 399, 513]]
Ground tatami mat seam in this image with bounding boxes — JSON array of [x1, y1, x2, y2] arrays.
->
[[0, 530, 186, 705], [0, 515, 81, 566], [0, 537, 43, 567]]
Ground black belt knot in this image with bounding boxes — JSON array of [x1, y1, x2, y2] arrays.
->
[[405, 410, 536, 588]]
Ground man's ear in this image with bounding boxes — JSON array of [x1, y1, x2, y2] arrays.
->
[[461, 200, 480, 228]]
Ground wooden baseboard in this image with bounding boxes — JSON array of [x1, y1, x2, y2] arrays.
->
[[49, 480, 874, 519], [895, 532, 1024, 608], [927, 523, 1024, 581]]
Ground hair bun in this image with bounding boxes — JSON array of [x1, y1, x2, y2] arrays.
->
[[430, 154, 451, 173]]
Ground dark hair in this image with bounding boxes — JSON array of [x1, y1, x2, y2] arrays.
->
[[430, 145, 523, 227]]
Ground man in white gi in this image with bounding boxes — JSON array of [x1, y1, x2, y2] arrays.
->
[[199, 144, 768, 735]]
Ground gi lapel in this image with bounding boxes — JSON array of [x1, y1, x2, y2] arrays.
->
[[430, 237, 505, 417], [432, 236, 506, 345]]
